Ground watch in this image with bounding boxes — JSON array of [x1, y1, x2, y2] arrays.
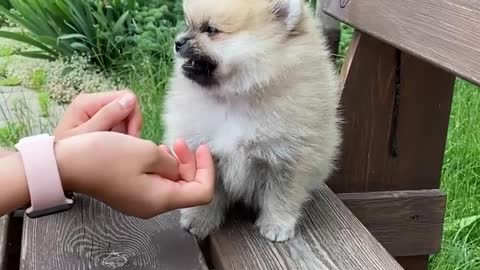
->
[[15, 134, 74, 218]]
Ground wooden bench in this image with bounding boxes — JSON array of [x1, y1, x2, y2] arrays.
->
[[1, 0, 479, 269], [1, 183, 407, 270]]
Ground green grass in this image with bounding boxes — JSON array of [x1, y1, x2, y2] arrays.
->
[[37, 91, 50, 117], [123, 57, 169, 143], [0, 122, 26, 147], [115, 29, 177, 143], [430, 79, 480, 270], [0, 45, 14, 57], [29, 68, 46, 91]]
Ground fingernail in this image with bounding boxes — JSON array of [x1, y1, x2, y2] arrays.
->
[[118, 94, 135, 109]]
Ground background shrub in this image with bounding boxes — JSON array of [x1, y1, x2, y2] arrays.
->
[[0, 0, 183, 70]]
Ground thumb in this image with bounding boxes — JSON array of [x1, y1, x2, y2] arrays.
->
[[76, 93, 136, 133]]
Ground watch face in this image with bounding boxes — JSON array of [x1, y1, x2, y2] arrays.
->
[[25, 193, 75, 219]]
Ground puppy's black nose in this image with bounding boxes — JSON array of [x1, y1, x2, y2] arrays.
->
[[175, 37, 189, 52]]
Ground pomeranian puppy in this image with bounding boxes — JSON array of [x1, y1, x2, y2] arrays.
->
[[163, 0, 341, 242]]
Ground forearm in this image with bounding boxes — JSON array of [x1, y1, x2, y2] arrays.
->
[[0, 153, 30, 216]]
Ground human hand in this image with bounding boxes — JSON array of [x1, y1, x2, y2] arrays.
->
[[54, 90, 143, 140], [55, 132, 215, 219]]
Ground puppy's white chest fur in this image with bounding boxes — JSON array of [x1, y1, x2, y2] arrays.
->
[[165, 90, 257, 155], [212, 106, 252, 153]]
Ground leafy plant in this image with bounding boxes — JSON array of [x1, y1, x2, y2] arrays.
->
[[37, 91, 50, 117], [29, 68, 46, 90], [0, 0, 11, 9], [0, 0, 10, 26], [0, 122, 26, 147], [0, 61, 6, 77], [0, 0, 137, 69], [0, 46, 15, 57]]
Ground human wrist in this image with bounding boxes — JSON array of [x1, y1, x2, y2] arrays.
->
[[11, 134, 74, 218], [54, 138, 84, 194]]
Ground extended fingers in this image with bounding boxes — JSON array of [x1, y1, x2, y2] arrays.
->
[[159, 144, 215, 210], [126, 101, 143, 137], [56, 90, 142, 139], [194, 145, 215, 185], [145, 144, 180, 180], [74, 93, 136, 134], [173, 139, 196, 181]]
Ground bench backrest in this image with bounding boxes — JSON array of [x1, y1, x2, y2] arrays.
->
[[324, 0, 480, 85]]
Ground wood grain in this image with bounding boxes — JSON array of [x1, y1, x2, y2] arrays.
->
[[20, 195, 207, 270], [328, 32, 455, 193], [0, 216, 8, 270], [210, 183, 404, 270], [328, 31, 397, 192], [324, 0, 480, 85], [339, 189, 446, 256]]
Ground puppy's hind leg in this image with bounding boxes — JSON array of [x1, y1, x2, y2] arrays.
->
[[255, 172, 310, 243]]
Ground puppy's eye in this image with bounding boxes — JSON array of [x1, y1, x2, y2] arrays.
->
[[206, 25, 219, 34]]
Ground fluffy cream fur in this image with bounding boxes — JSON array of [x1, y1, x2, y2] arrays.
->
[[163, 0, 341, 242]]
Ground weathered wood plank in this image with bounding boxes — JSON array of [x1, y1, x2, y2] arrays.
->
[[210, 183, 403, 270], [328, 31, 396, 192], [20, 195, 208, 270], [324, 0, 480, 85], [339, 189, 446, 257], [0, 216, 8, 270], [328, 31, 455, 193]]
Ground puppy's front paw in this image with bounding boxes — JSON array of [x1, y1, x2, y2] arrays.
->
[[180, 207, 223, 240], [257, 222, 296, 242]]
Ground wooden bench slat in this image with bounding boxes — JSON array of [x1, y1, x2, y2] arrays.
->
[[0, 216, 8, 270], [339, 189, 446, 257], [20, 195, 208, 270], [209, 183, 404, 270], [324, 0, 480, 85]]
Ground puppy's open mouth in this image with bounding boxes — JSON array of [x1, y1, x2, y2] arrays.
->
[[182, 58, 217, 76], [181, 57, 218, 87]]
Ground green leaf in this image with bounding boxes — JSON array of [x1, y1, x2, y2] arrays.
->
[[58, 33, 89, 41], [446, 215, 480, 232], [113, 11, 130, 34], [70, 42, 91, 52], [0, 31, 57, 56], [15, 50, 55, 61]]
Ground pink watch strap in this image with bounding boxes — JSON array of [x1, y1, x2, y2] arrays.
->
[[15, 134, 73, 217]]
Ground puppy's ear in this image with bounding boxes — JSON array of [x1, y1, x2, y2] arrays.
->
[[271, 0, 304, 31]]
